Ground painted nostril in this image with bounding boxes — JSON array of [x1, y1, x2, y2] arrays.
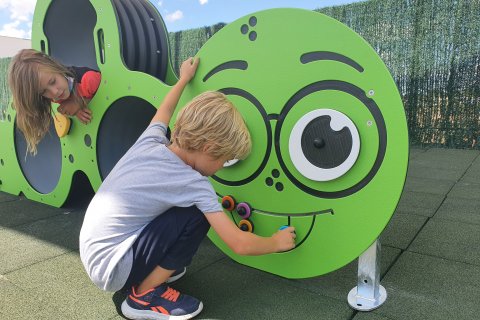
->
[[272, 169, 280, 178], [265, 177, 273, 186], [275, 182, 284, 192], [240, 24, 248, 34]]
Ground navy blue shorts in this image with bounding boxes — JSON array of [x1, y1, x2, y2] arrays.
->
[[122, 206, 210, 290]]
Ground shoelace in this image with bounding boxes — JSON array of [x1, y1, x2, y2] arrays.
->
[[161, 287, 180, 302]]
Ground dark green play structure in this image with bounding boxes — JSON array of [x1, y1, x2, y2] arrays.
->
[[0, 0, 417, 310]]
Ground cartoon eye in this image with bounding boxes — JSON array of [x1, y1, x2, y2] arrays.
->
[[223, 159, 240, 167], [212, 88, 272, 186], [288, 109, 360, 181], [276, 80, 387, 198]]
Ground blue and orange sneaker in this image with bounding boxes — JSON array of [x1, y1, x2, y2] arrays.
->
[[121, 284, 203, 320]]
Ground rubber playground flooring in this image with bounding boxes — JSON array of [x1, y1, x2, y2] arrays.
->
[[0, 146, 479, 320]]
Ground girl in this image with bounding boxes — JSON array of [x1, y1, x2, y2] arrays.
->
[[8, 49, 101, 154]]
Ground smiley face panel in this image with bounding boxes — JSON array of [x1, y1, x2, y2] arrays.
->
[[182, 8, 408, 278]]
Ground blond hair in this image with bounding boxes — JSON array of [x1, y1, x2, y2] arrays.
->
[[171, 91, 251, 160], [7, 49, 86, 155]]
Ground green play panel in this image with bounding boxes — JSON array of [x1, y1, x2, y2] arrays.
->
[[0, 0, 177, 206], [173, 8, 409, 278], [0, 4, 408, 279]]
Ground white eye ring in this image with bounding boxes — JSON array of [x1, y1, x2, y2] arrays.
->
[[288, 109, 360, 181], [223, 159, 239, 167]]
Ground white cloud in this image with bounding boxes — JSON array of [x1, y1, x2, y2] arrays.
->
[[166, 10, 183, 22], [0, 0, 36, 21], [199, 0, 208, 5], [157, 1, 163, 7], [0, 20, 30, 38], [0, 0, 36, 38]]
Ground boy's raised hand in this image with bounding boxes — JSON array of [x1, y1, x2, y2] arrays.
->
[[178, 57, 200, 83], [273, 226, 296, 252], [150, 57, 200, 125]]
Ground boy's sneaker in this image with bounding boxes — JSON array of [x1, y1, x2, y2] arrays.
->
[[166, 267, 186, 284], [121, 284, 203, 320]]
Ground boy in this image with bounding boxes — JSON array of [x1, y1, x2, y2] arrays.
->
[[79, 57, 296, 320]]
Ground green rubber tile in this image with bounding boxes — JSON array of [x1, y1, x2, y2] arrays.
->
[[5, 252, 117, 319], [395, 191, 444, 217], [0, 196, 64, 229], [353, 312, 393, 320], [411, 148, 479, 171], [406, 164, 465, 182], [0, 227, 67, 274], [172, 259, 355, 320], [408, 219, 480, 266], [279, 246, 401, 302], [6, 251, 89, 289], [0, 191, 19, 203], [403, 176, 454, 195], [434, 197, 480, 225], [380, 213, 428, 250], [408, 147, 428, 160], [377, 251, 480, 320], [8, 209, 86, 251], [447, 181, 480, 200], [0, 275, 58, 320], [460, 155, 480, 183]]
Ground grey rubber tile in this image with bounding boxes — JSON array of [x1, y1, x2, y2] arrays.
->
[[447, 181, 480, 200], [7, 209, 85, 251], [5, 252, 117, 320], [380, 213, 427, 250], [0, 192, 19, 202], [408, 147, 428, 160], [434, 197, 480, 225], [411, 148, 479, 170], [395, 191, 444, 217], [0, 197, 65, 229], [0, 275, 59, 320], [353, 312, 393, 320], [171, 259, 355, 320], [407, 164, 466, 181], [0, 147, 477, 320], [408, 219, 480, 266], [375, 251, 480, 320], [460, 154, 480, 183], [403, 176, 454, 195], [0, 227, 67, 274], [280, 245, 401, 302]]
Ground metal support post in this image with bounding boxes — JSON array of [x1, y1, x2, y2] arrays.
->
[[347, 239, 387, 311]]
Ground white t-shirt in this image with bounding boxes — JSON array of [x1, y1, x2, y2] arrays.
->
[[79, 122, 222, 291]]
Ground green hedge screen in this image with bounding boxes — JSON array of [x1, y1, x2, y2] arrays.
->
[[1, 0, 479, 149]]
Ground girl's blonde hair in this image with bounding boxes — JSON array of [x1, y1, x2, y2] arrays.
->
[[8, 49, 86, 154], [172, 91, 251, 161]]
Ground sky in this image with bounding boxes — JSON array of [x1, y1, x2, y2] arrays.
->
[[0, 0, 366, 39]]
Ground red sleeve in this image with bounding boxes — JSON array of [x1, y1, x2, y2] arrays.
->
[[77, 71, 101, 99]]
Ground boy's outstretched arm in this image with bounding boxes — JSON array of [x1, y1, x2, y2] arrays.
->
[[151, 57, 200, 125], [205, 210, 296, 256]]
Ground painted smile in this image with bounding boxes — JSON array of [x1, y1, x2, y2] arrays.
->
[[252, 208, 334, 217], [219, 194, 334, 250]]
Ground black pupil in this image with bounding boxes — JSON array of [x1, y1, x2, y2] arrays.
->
[[300, 115, 353, 169]]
